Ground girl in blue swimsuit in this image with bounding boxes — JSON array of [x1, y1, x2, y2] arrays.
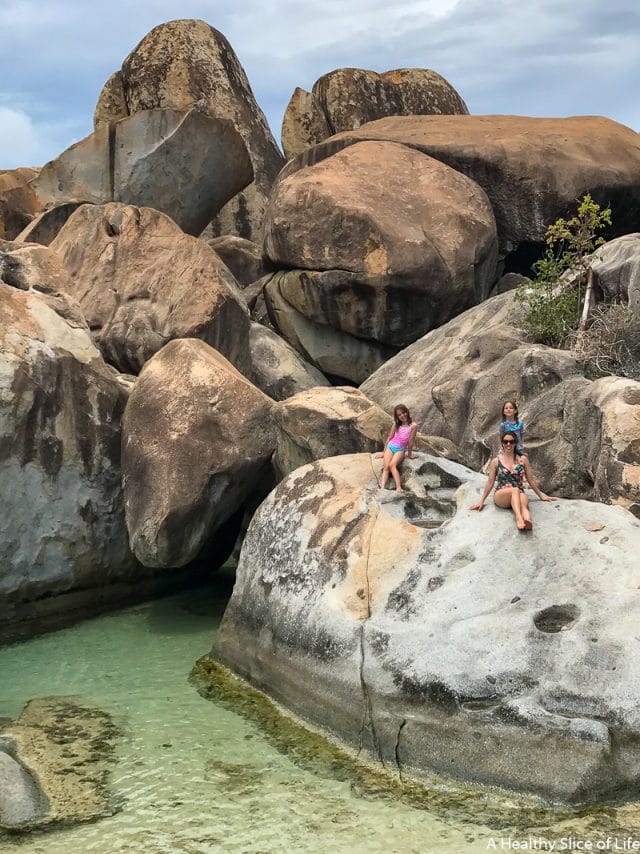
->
[[470, 431, 556, 531]]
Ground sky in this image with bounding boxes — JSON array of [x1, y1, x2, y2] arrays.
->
[[0, 0, 639, 170]]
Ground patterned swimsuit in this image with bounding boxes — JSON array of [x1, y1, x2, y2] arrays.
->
[[496, 459, 525, 492]]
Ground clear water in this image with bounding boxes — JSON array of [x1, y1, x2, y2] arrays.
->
[[1, 575, 639, 854]]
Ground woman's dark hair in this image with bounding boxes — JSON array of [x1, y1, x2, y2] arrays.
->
[[393, 404, 412, 427], [502, 400, 519, 420]]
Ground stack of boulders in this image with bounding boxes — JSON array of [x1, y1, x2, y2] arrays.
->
[[2, 15, 640, 805]]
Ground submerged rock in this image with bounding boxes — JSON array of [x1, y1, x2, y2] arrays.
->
[[214, 452, 640, 803], [0, 698, 117, 831]]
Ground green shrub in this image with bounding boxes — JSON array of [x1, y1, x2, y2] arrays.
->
[[515, 194, 612, 347]]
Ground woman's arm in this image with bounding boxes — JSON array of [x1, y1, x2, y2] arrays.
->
[[407, 424, 418, 458], [470, 459, 497, 510], [522, 456, 556, 501]]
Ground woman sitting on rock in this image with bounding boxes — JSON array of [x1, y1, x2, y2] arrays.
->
[[469, 431, 556, 530]]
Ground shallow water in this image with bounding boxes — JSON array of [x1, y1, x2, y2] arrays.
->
[[1, 575, 640, 854]]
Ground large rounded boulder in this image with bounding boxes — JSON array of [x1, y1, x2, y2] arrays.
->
[[94, 19, 285, 241], [281, 115, 640, 261], [264, 140, 497, 383], [122, 339, 277, 568], [214, 452, 640, 803], [50, 203, 251, 375], [281, 67, 468, 159]]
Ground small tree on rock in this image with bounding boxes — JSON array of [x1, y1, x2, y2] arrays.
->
[[516, 194, 612, 346]]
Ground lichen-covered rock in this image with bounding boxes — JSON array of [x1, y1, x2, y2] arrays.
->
[[94, 19, 285, 241], [248, 323, 330, 401], [273, 386, 461, 477], [0, 698, 117, 831], [264, 140, 497, 382], [281, 67, 468, 159], [281, 115, 640, 260], [360, 292, 640, 514], [32, 108, 252, 237], [0, 265, 138, 617], [122, 338, 277, 568], [214, 452, 640, 803], [50, 203, 251, 375]]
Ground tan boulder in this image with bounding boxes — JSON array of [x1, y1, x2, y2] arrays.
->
[[14, 201, 88, 246], [94, 19, 285, 241], [264, 139, 497, 381], [360, 292, 640, 514], [282, 115, 640, 258], [273, 386, 461, 477], [205, 235, 265, 286], [0, 168, 42, 240], [32, 108, 252, 237], [122, 338, 277, 567], [281, 67, 468, 159], [247, 322, 330, 401], [50, 203, 251, 375], [0, 266, 138, 620]]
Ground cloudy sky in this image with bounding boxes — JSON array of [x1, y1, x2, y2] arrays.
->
[[1, 0, 638, 169]]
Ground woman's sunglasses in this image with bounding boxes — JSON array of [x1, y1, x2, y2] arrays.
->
[[502, 439, 516, 445]]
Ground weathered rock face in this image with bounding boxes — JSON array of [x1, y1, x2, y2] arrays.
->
[[281, 115, 640, 260], [94, 19, 285, 241], [248, 322, 330, 401], [122, 338, 277, 568], [32, 108, 252, 237], [587, 233, 640, 310], [360, 292, 640, 514], [264, 140, 497, 382], [0, 168, 41, 241], [281, 67, 468, 159], [0, 273, 138, 613], [50, 203, 251, 375], [273, 386, 462, 477], [14, 201, 88, 246], [205, 235, 266, 286], [214, 452, 640, 803]]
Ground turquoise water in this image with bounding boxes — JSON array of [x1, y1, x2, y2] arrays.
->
[[1, 576, 639, 853]]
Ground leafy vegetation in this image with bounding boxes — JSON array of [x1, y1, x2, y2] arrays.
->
[[515, 194, 612, 347]]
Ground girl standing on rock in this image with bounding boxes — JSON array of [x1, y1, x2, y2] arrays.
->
[[379, 405, 417, 493], [470, 430, 556, 530]]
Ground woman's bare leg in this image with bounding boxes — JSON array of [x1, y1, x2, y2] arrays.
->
[[494, 488, 526, 529], [521, 494, 532, 529], [390, 451, 406, 492]]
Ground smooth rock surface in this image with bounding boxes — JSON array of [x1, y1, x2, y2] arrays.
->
[[281, 115, 640, 258], [32, 108, 252, 237], [214, 452, 640, 803], [14, 201, 88, 246], [248, 322, 330, 401], [360, 292, 640, 514], [0, 747, 48, 829], [94, 19, 285, 241], [587, 233, 640, 310], [51, 203, 251, 375], [281, 67, 468, 159], [122, 338, 276, 568]]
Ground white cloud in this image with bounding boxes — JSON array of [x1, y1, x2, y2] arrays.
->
[[0, 106, 51, 168]]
